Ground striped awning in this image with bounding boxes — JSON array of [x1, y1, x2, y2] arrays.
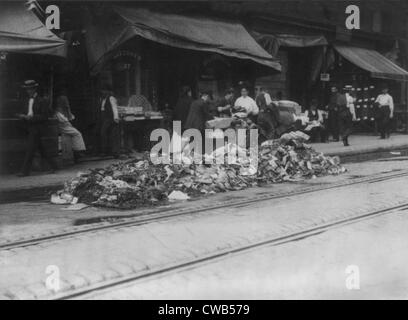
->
[[334, 45, 408, 81]]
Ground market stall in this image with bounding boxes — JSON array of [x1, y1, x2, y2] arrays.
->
[[83, 5, 280, 153], [329, 45, 408, 133], [0, 2, 66, 172]]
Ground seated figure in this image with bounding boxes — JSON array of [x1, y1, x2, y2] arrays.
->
[[304, 99, 327, 143]]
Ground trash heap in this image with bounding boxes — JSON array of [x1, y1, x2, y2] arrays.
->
[[53, 132, 345, 209]]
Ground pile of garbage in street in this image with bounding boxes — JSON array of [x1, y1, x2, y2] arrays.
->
[[52, 132, 346, 209]]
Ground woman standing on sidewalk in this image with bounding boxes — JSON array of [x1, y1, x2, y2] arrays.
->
[[55, 91, 86, 163], [375, 84, 394, 139]]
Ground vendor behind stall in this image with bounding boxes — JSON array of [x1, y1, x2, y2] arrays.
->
[[185, 90, 214, 133], [99, 84, 120, 158], [255, 87, 273, 111], [215, 88, 235, 118], [233, 87, 259, 121]]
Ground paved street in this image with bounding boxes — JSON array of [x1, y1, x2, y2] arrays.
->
[[1, 157, 408, 299], [2, 0, 408, 302], [1, 157, 408, 241], [88, 207, 408, 300]]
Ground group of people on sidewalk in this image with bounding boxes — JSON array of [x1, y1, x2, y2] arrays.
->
[[174, 85, 260, 132], [305, 83, 394, 146], [15, 80, 121, 177], [15, 78, 395, 177], [14, 80, 87, 177]]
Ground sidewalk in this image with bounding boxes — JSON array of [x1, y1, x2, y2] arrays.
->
[[0, 158, 119, 202], [0, 134, 407, 201], [313, 133, 408, 161]]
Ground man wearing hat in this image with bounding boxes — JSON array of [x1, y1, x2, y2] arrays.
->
[[99, 84, 120, 157], [15, 80, 58, 176], [326, 83, 343, 142], [340, 85, 356, 146], [375, 83, 394, 139]]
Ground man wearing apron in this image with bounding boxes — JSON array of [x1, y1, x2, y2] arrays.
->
[[375, 84, 394, 139], [100, 84, 120, 158]]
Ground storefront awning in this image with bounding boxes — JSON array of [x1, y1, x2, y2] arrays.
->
[[0, 3, 66, 57], [251, 31, 328, 56], [334, 45, 408, 81], [85, 7, 280, 73]]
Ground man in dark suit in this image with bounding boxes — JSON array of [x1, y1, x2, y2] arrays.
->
[[16, 80, 58, 176], [326, 84, 341, 142], [185, 91, 213, 133]]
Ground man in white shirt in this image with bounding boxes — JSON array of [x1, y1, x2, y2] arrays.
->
[[375, 84, 394, 139], [344, 86, 357, 121], [100, 84, 120, 157], [233, 87, 259, 117]]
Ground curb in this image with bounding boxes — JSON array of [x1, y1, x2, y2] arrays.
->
[[1, 145, 408, 204]]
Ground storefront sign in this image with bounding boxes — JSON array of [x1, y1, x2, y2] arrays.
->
[[112, 50, 140, 60]]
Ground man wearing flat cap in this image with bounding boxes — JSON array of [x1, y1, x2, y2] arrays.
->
[[15, 80, 58, 176]]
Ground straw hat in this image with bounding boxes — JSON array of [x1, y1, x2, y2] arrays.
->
[[21, 80, 39, 89]]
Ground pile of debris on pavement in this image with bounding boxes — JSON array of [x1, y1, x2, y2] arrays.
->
[[52, 132, 346, 209]]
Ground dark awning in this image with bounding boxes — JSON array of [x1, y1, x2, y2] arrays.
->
[[251, 31, 328, 56], [0, 2, 66, 57], [334, 45, 408, 81], [85, 7, 280, 73]]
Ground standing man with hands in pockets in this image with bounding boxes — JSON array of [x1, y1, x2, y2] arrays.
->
[[375, 83, 394, 139], [16, 80, 58, 177], [100, 84, 120, 158]]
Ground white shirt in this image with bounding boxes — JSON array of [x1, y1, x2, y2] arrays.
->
[[375, 93, 394, 112], [263, 92, 272, 106], [345, 93, 356, 120], [234, 96, 259, 115], [101, 96, 119, 119], [27, 92, 38, 117]]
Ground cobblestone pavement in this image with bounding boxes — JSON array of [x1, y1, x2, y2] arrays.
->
[[88, 208, 408, 300], [1, 158, 408, 240], [1, 167, 408, 299]]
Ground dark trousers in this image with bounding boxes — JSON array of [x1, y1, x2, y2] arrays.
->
[[100, 119, 120, 155], [377, 105, 391, 138], [309, 126, 327, 143], [339, 111, 353, 140], [328, 110, 339, 140], [21, 125, 58, 175]]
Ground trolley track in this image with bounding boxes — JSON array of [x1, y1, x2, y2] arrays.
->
[[59, 199, 408, 300], [2, 168, 408, 251]]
